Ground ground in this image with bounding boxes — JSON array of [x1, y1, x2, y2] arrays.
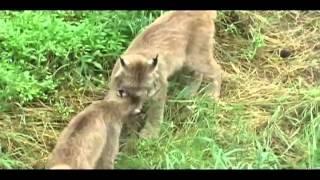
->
[[0, 11, 319, 169]]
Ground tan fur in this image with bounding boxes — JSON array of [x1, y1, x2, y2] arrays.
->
[[109, 11, 223, 138], [50, 164, 72, 169], [46, 91, 142, 169]]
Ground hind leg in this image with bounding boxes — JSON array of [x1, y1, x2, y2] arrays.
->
[[186, 56, 222, 99], [186, 15, 222, 98], [190, 71, 204, 96], [185, 28, 222, 98], [184, 71, 204, 96], [118, 112, 146, 154], [205, 60, 222, 99]]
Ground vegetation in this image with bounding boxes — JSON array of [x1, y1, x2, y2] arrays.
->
[[0, 10, 319, 169]]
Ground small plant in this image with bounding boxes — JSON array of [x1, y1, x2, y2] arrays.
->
[[0, 60, 55, 105], [241, 25, 265, 61]]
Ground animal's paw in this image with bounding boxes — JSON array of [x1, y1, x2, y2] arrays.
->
[[212, 91, 220, 100], [206, 89, 220, 101], [139, 127, 160, 139]]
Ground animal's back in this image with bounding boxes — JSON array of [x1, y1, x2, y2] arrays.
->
[[46, 104, 108, 169], [125, 10, 217, 55], [122, 10, 218, 78]]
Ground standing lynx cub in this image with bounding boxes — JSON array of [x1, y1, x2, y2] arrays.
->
[[109, 11, 222, 139]]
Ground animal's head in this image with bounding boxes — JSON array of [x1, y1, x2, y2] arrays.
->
[[104, 90, 144, 116], [112, 54, 159, 101]]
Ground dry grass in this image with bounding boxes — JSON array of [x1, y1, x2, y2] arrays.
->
[[0, 11, 319, 169]]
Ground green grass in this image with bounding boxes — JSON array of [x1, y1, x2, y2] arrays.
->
[[0, 10, 319, 169]]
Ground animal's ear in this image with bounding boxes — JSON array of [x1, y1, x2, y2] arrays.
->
[[152, 54, 158, 67], [149, 54, 158, 70], [119, 57, 127, 68]]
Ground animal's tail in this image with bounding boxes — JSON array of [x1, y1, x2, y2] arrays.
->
[[49, 164, 72, 169]]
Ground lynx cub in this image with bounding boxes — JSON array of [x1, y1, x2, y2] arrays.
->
[[109, 11, 222, 139], [46, 91, 142, 169]]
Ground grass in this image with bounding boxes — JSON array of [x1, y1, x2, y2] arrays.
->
[[0, 10, 319, 169]]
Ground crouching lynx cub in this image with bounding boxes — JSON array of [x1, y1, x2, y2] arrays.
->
[[109, 11, 223, 139], [46, 91, 142, 169]]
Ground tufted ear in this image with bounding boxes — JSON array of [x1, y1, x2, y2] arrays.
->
[[119, 57, 127, 68], [148, 54, 158, 71], [152, 54, 158, 67]]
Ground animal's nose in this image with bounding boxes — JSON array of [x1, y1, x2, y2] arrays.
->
[[117, 89, 127, 97]]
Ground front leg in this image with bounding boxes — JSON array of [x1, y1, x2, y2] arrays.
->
[[139, 86, 167, 139], [119, 112, 146, 154], [95, 122, 122, 169]]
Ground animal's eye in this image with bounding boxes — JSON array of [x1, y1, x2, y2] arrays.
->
[[117, 89, 127, 97]]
